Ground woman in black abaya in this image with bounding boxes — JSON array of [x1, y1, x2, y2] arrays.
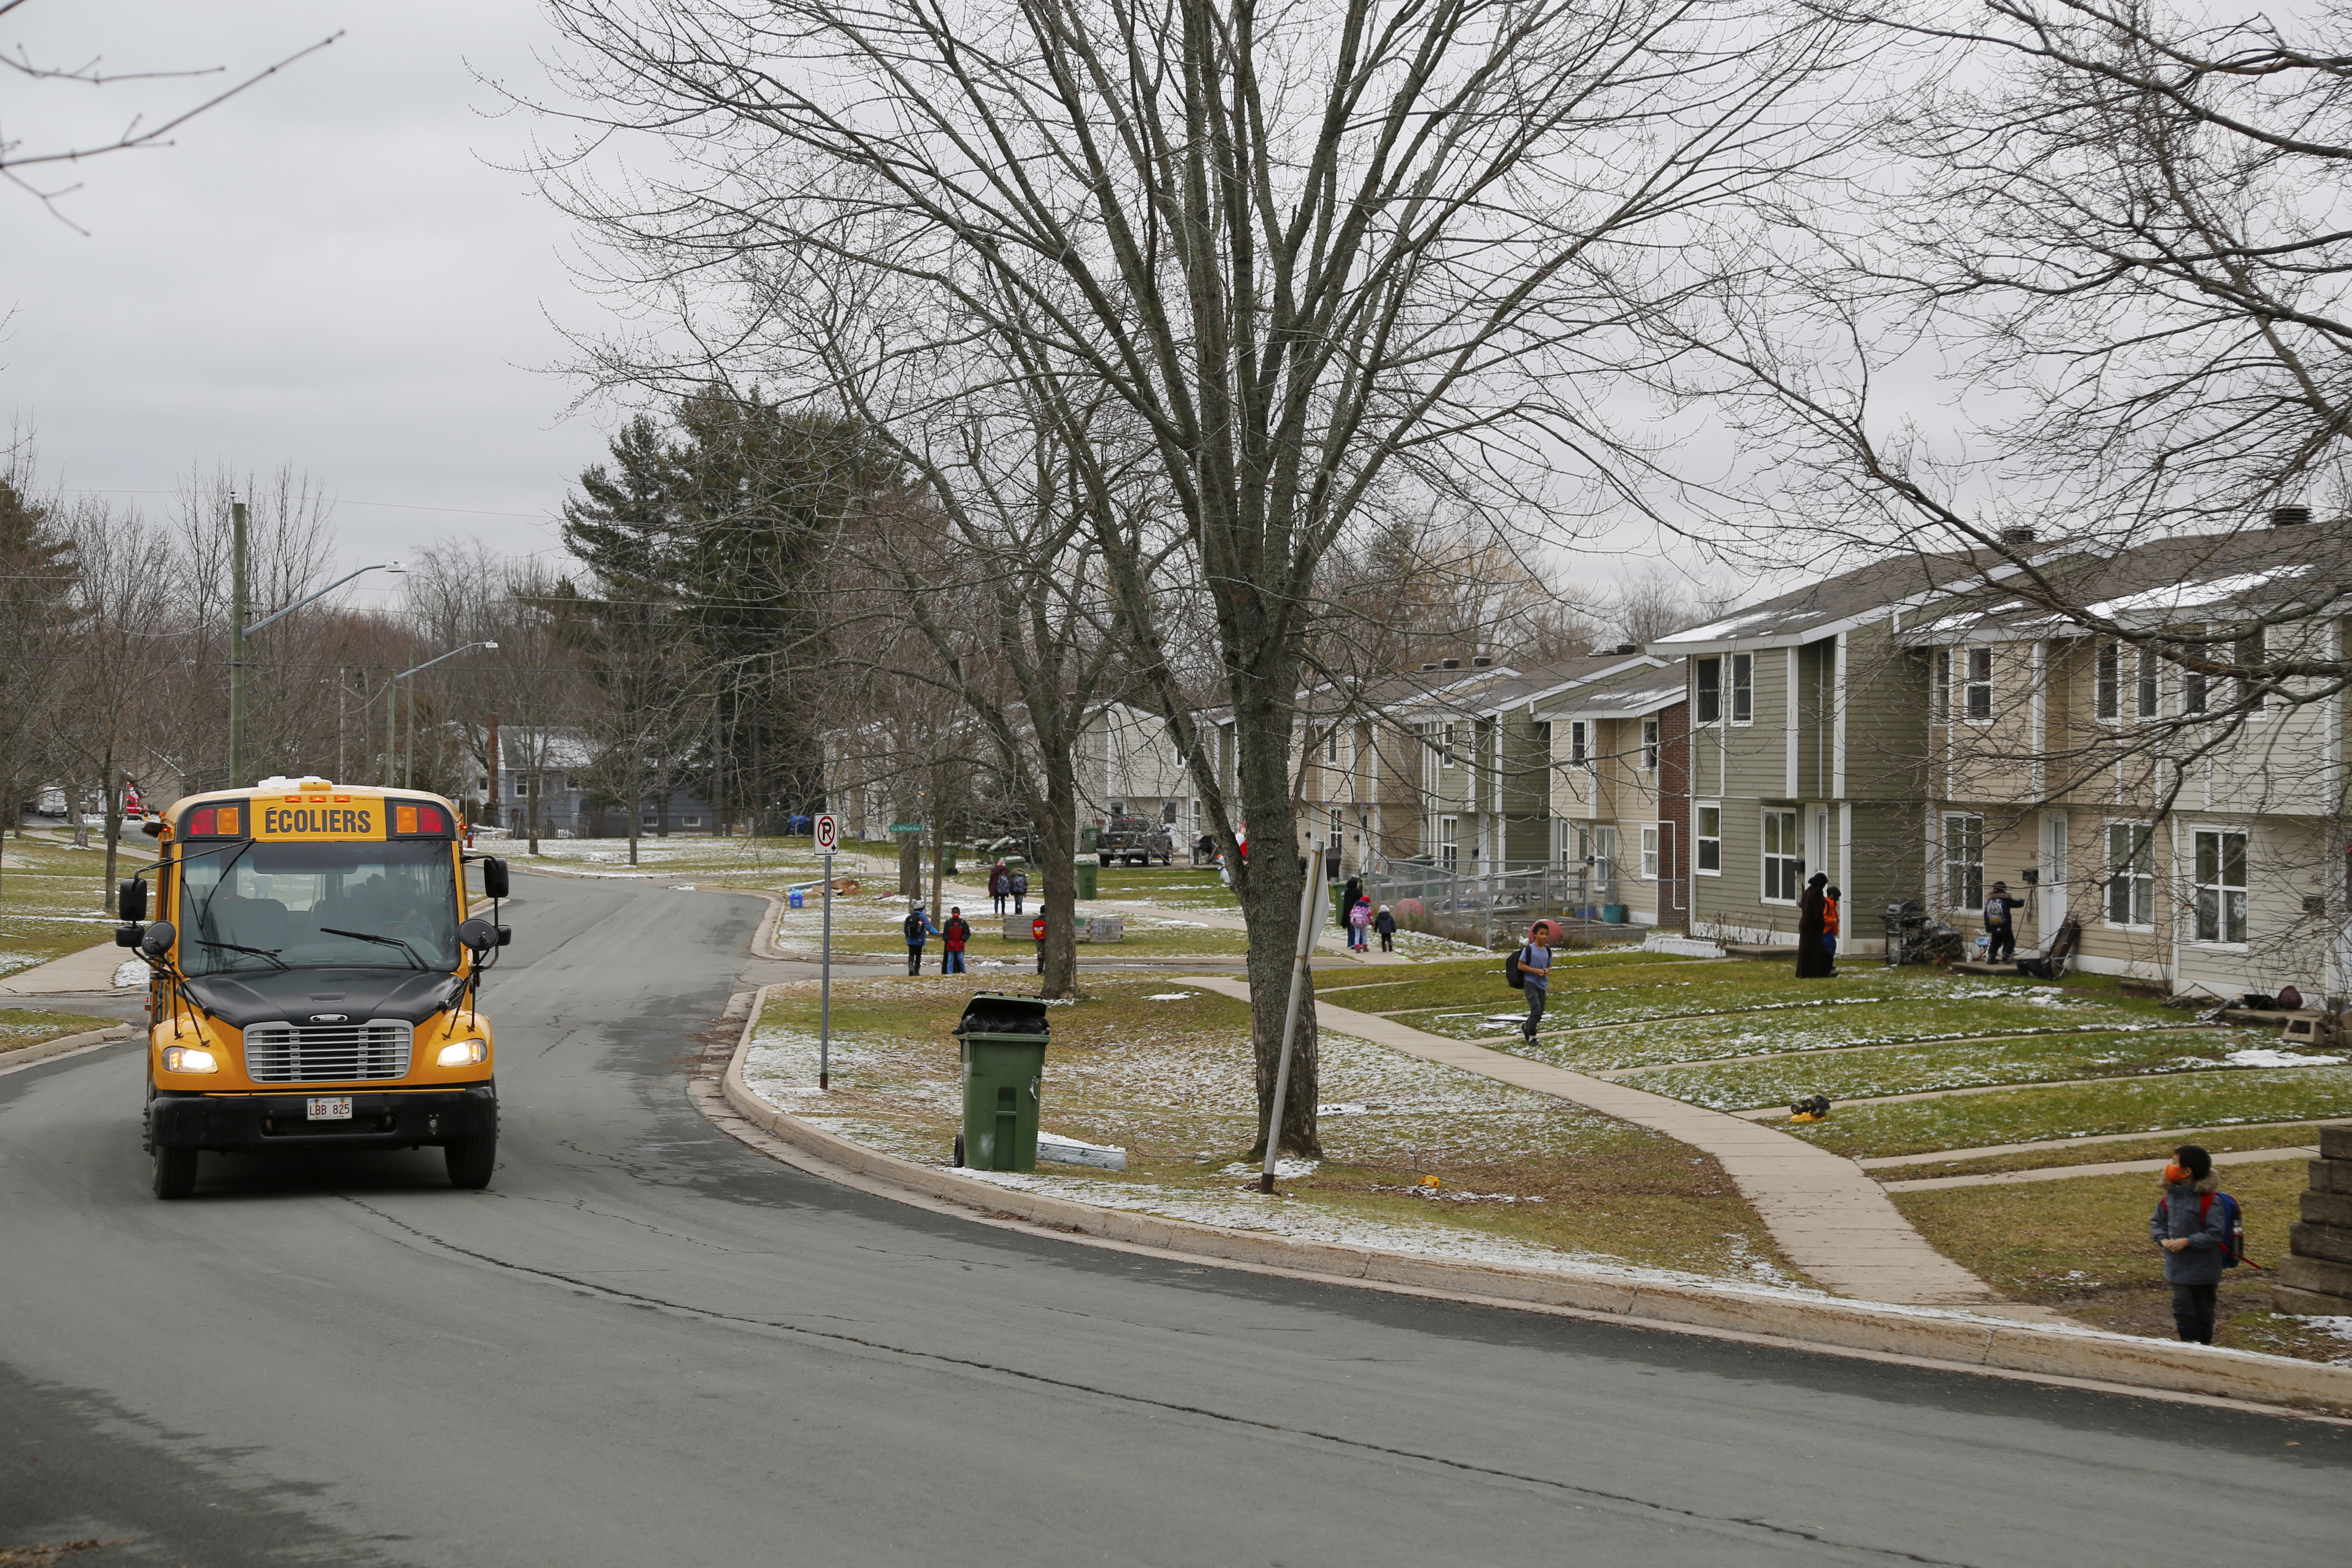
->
[[1795, 872, 1833, 978]]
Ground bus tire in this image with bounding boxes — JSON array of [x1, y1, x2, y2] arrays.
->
[[152, 1143, 197, 1200], [446, 1132, 496, 1190]]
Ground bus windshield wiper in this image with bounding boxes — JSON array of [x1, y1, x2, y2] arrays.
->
[[318, 927, 430, 970], [196, 938, 289, 970]]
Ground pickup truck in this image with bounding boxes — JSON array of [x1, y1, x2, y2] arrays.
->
[[1095, 815, 1174, 867]]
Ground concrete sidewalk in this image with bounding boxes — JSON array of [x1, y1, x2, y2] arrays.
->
[[1187, 975, 2019, 1309], [1879, 1142, 2326, 1193], [0, 940, 136, 997]]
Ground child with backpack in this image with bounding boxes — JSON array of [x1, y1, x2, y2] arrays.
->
[[1348, 896, 1372, 950], [1823, 885, 1841, 976], [1505, 920, 1554, 1043], [2149, 1144, 2241, 1343], [1373, 905, 1397, 952]]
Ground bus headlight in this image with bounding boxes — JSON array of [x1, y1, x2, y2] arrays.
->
[[436, 1039, 488, 1068], [161, 1046, 218, 1074]]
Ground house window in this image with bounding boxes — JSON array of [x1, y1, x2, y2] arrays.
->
[[641, 812, 658, 827], [1640, 825, 1660, 879], [1696, 658, 1721, 724], [1933, 649, 1950, 723], [1641, 717, 1660, 771], [1696, 804, 1722, 874], [1942, 813, 1984, 912], [2105, 822, 2156, 927], [512, 780, 528, 799], [681, 815, 702, 828], [1568, 721, 1589, 767], [1963, 648, 1993, 722], [1440, 723, 1457, 768], [2236, 629, 2268, 712], [1589, 825, 1617, 884], [1439, 815, 1459, 871], [2135, 648, 2160, 719], [1761, 809, 1801, 901], [2192, 829, 2249, 944], [1329, 809, 1343, 850], [2183, 664, 2208, 716], [1730, 653, 1754, 725], [1326, 727, 1339, 764], [2095, 641, 2120, 720]]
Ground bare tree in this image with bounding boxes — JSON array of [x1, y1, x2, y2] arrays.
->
[[529, 0, 1858, 1155], [0, 2, 338, 225], [50, 497, 172, 910]]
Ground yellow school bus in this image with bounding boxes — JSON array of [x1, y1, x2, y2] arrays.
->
[[117, 777, 511, 1199]]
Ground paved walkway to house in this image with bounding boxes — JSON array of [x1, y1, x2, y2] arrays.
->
[[1183, 976, 2016, 1308], [1880, 1141, 2326, 1193], [1855, 1119, 2350, 1170], [0, 940, 132, 997]]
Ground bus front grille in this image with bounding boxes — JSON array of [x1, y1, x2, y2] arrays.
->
[[242, 1021, 414, 1083]]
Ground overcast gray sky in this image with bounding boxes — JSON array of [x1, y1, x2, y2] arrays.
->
[[4, 2, 608, 615]]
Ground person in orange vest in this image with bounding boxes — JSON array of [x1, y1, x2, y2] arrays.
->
[[1032, 912, 1047, 973], [1823, 884, 1842, 976]]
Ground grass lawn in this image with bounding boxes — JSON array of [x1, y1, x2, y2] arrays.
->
[[1892, 1159, 2351, 1364], [1780, 1067, 2352, 1161], [1, 830, 152, 976], [0, 1006, 123, 1051], [1619, 1029, 2254, 1111], [1089, 866, 1239, 910], [1404, 973, 2178, 1055], [1316, 952, 1707, 1015], [745, 974, 1808, 1288]]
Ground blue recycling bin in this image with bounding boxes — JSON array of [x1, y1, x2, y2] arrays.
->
[[789, 887, 805, 909]]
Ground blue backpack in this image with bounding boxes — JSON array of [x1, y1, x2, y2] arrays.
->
[[2167, 1190, 2249, 1268]]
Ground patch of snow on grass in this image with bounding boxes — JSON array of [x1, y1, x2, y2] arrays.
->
[[2223, 1048, 2345, 1068], [1145, 992, 1197, 1001], [1224, 1158, 1319, 1177]]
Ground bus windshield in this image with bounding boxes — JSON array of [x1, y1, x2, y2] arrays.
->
[[177, 840, 460, 975]]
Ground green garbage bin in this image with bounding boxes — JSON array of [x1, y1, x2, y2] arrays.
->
[[954, 992, 1050, 1171], [1073, 858, 1099, 901], [941, 842, 961, 876]]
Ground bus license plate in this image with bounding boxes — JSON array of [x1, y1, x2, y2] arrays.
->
[[306, 1097, 353, 1121]]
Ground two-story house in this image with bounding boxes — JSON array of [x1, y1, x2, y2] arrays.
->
[[1535, 662, 1691, 928], [1905, 518, 2348, 996]]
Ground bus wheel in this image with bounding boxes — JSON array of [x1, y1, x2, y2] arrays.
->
[[446, 1132, 496, 1190], [151, 1144, 197, 1200]]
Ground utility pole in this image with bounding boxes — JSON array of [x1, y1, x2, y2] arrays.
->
[[227, 498, 248, 787]]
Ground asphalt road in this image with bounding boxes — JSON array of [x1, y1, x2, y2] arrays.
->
[[3, 876, 2347, 1568]]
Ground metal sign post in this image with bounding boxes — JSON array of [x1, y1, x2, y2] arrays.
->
[[815, 813, 840, 1090], [1260, 838, 1327, 1194]]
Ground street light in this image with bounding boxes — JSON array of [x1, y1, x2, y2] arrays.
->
[[227, 531, 405, 785], [391, 641, 498, 791]]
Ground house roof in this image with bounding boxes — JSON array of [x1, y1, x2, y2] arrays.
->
[[1533, 663, 1687, 720], [499, 727, 598, 770], [1471, 651, 1662, 715], [1899, 524, 2344, 643], [1648, 550, 2011, 655]]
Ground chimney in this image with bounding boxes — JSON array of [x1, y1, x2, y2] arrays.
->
[[1441, 657, 1461, 669], [1420, 662, 1438, 671], [1613, 643, 1639, 655], [2271, 504, 2312, 527], [1999, 526, 2036, 546], [1471, 655, 1493, 667]]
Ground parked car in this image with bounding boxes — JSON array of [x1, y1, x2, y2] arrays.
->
[[1096, 814, 1174, 867]]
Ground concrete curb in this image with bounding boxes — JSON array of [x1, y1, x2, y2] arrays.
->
[[0, 1023, 136, 1076], [713, 982, 2352, 1418]]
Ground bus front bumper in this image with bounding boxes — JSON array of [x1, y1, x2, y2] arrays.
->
[[148, 1083, 497, 1151]]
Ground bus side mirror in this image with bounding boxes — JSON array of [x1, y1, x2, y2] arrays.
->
[[480, 857, 510, 899], [140, 921, 175, 960], [459, 918, 499, 953], [119, 879, 147, 922]]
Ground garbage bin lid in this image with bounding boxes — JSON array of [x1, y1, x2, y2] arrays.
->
[[954, 991, 1052, 1040]]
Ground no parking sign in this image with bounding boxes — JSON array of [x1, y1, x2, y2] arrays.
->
[[814, 813, 840, 852]]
